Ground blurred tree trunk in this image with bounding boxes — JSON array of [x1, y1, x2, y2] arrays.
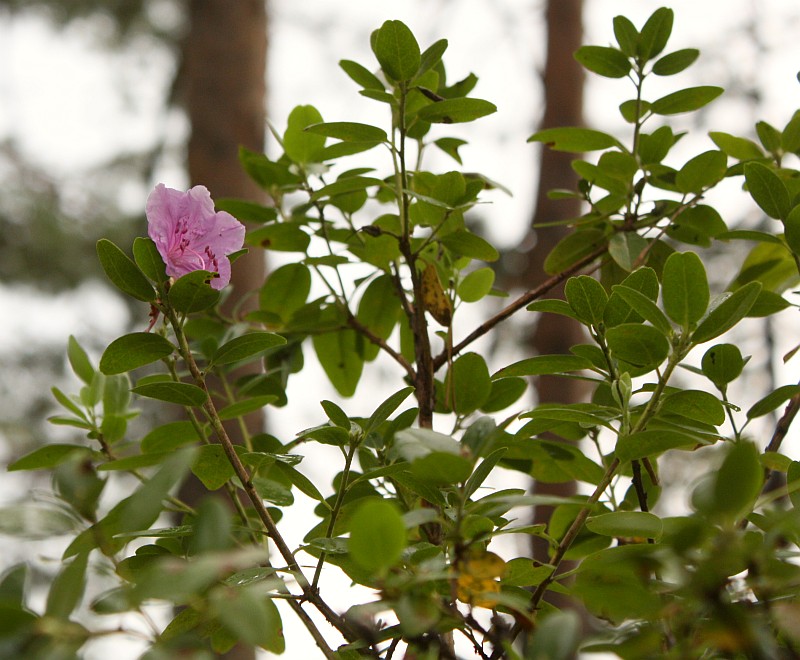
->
[[180, 2, 268, 658], [513, 0, 586, 596], [184, 0, 268, 323]]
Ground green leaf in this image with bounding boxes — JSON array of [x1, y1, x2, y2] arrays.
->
[[215, 198, 278, 224], [305, 121, 387, 143], [348, 499, 406, 574], [67, 336, 95, 385], [310, 176, 385, 201], [259, 263, 311, 323], [675, 150, 727, 194], [701, 343, 745, 389], [586, 512, 662, 540], [783, 204, 800, 255], [96, 239, 156, 302], [284, 104, 325, 164], [706, 441, 763, 522], [365, 386, 415, 435], [239, 147, 301, 190], [133, 237, 167, 283], [356, 274, 400, 361], [481, 377, 527, 413], [99, 332, 174, 375], [464, 448, 507, 500], [692, 281, 762, 344], [434, 137, 468, 164], [565, 275, 608, 326], [782, 110, 800, 153], [788, 461, 800, 510], [210, 586, 284, 653], [394, 428, 472, 484], [320, 400, 349, 429], [744, 162, 790, 220], [619, 99, 651, 123], [668, 205, 728, 247], [168, 270, 220, 313], [638, 7, 673, 60], [212, 332, 286, 366], [458, 267, 495, 303], [574, 45, 631, 78], [756, 120, 782, 154], [313, 330, 364, 397], [493, 355, 592, 379], [446, 352, 492, 415], [0, 504, 79, 539], [192, 445, 236, 490], [373, 20, 420, 82], [528, 127, 623, 152], [613, 15, 639, 57], [248, 222, 312, 252], [218, 396, 277, 421], [660, 390, 726, 426], [8, 444, 93, 472], [544, 229, 607, 274], [98, 453, 169, 471], [709, 131, 763, 160], [661, 251, 709, 327], [527, 298, 581, 322], [608, 232, 648, 272], [45, 551, 89, 619], [141, 421, 202, 453], [616, 430, 697, 461], [131, 382, 207, 407], [604, 267, 660, 327], [747, 384, 800, 420], [339, 59, 385, 91], [606, 324, 670, 369], [610, 285, 672, 336], [418, 38, 448, 77], [651, 48, 699, 75], [417, 97, 497, 124], [650, 86, 723, 115], [440, 230, 499, 262]]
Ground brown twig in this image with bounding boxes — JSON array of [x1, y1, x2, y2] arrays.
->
[[346, 311, 416, 380], [166, 306, 360, 647], [432, 244, 608, 371]]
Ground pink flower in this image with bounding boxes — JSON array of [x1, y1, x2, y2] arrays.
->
[[146, 183, 245, 290]]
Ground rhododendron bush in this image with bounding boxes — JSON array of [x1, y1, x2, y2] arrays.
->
[[5, 8, 800, 659]]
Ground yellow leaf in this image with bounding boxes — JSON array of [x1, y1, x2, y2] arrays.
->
[[420, 263, 452, 327]]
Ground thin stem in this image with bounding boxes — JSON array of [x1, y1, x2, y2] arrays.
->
[[312, 441, 359, 590], [164, 305, 359, 644], [346, 311, 416, 380]]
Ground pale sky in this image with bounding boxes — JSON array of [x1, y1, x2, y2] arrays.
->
[[2, 1, 800, 657]]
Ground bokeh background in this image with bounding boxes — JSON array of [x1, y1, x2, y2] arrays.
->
[[2, 1, 800, 657]]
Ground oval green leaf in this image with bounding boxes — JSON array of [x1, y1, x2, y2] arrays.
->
[[692, 281, 762, 344], [348, 499, 407, 573], [373, 19, 420, 82], [606, 324, 670, 369], [99, 333, 174, 375], [168, 270, 220, 313], [650, 86, 723, 115], [96, 239, 156, 302], [661, 251, 709, 327], [131, 382, 208, 407], [586, 511, 662, 540], [212, 332, 286, 366]]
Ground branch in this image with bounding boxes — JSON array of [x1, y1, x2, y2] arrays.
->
[[165, 307, 360, 646], [765, 390, 800, 455], [432, 244, 608, 371], [346, 312, 416, 380]]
